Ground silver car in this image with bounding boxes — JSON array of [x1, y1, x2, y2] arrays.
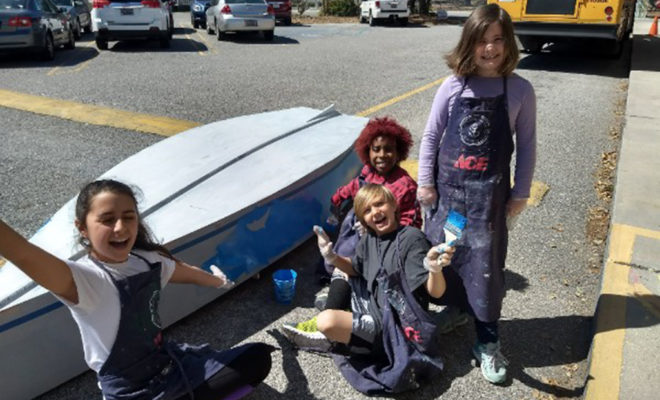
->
[[0, 0, 75, 60], [205, 0, 274, 41]]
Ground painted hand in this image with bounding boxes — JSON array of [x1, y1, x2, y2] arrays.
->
[[423, 243, 455, 273], [417, 185, 438, 208], [313, 225, 337, 264], [210, 265, 235, 289], [353, 220, 366, 237]]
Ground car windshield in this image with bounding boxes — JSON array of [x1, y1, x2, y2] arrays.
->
[[52, 0, 72, 5], [225, 0, 263, 3], [0, 0, 28, 9]]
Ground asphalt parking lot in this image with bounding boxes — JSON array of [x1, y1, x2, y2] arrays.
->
[[0, 10, 635, 400]]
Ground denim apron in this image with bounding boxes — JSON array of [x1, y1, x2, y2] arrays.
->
[[333, 232, 443, 395], [323, 173, 367, 275], [424, 76, 513, 323], [94, 253, 250, 400]]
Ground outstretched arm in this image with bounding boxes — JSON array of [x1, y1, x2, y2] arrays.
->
[[0, 220, 77, 303], [169, 261, 233, 288]]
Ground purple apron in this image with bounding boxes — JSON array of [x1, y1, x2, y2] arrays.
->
[[424, 76, 513, 322], [332, 233, 443, 395], [323, 173, 367, 275], [94, 253, 250, 400]]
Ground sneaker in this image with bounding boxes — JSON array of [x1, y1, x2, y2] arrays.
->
[[434, 306, 470, 334], [295, 316, 318, 332], [314, 293, 328, 311], [471, 341, 509, 384], [281, 323, 331, 352]]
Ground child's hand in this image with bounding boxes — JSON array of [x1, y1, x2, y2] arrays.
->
[[353, 220, 366, 237], [313, 225, 337, 263], [417, 185, 437, 208], [210, 265, 235, 289], [423, 243, 455, 273]]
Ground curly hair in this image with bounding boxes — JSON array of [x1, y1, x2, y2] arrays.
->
[[354, 116, 413, 165]]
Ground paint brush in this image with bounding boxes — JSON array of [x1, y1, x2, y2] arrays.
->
[[440, 210, 466, 249]]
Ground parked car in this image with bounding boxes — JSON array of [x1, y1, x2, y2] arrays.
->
[[91, 0, 173, 50], [265, 0, 290, 25], [205, 0, 274, 40], [359, 0, 408, 26], [172, 0, 189, 10], [190, 0, 208, 29], [53, 0, 91, 38], [0, 0, 75, 60]]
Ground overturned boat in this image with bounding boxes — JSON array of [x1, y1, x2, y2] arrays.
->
[[0, 106, 367, 400]]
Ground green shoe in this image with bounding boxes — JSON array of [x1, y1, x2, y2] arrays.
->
[[472, 341, 508, 384], [295, 316, 318, 332]]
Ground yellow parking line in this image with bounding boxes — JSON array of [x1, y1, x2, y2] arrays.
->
[[357, 77, 446, 117], [585, 224, 660, 400], [181, 23, 207, 56], [0, 89, 200, 136]]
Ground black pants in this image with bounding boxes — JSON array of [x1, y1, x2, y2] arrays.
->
[[176, 343, 274, 400], [429, 267, 499, 344]]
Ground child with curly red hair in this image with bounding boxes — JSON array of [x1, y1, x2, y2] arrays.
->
[[284, 116, 421, 337]]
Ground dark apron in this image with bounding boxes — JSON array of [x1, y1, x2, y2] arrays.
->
[[94, 253, 250, 400], [424, 77, 514, 323], [323, 173, 367, 275], [332, 233, 443, 395]]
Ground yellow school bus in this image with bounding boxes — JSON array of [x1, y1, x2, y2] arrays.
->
[[487, 0, 636, 54]]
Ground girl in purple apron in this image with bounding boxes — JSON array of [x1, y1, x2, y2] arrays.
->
[[287, 184, 456, 395], [417, 4, 537, 384], [0, 180, 274, 400]]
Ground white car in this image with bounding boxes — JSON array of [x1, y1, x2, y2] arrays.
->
[[91, 0, 173, 49], [359, 0, 408, 26], [205, 0, 275, 41]]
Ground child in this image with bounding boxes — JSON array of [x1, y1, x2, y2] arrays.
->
[[313, 116, 422, 312], [0, 179, 273, 400], [285, 184, 456, 395], [416, 4, 537, 384]]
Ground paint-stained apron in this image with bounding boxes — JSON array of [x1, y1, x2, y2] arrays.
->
[[424, 77, 514, 322], [323, 173, 367, 275], [333, 233, 443, 395], [94, 253, 250, 400]]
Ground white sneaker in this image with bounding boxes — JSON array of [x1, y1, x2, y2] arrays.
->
[[281, 323, 331, 352]]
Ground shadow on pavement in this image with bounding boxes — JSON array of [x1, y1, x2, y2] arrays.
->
[[631, 34, 660, 72], [517, 38, 632, 78]]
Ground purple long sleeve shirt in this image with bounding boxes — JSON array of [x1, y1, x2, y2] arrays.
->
[[418, 74, 537, 199]]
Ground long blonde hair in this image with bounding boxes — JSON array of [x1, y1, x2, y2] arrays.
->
[[353, 184, 399, 228], [445, 3, 519, 77]]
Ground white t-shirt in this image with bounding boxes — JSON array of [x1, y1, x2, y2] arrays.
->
[[57, 250, 176, 372]]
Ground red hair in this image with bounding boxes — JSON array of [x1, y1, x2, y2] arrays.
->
[[354, 117, 413, 165]]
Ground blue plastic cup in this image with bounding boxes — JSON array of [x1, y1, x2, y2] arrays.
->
[[272, 269, 297, 304]]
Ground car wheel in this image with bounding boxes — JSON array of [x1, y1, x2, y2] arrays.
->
[[284, 16, 291, 26], [368, 11, 375, 26], [358, 13, 365, 23], [65, 27, 75, 49], [517, 35, 542, 53], [201, 21, 206, 30], [263, 29, 274, 41], [399, 17, 407, 27], [84, 21, 92, 34], [73, 19, 82, 39], [193, 21, 199, 29], [217, 24, 225, 40], [95, 38, 108, 50], [207, 19, 214, 34], [41, 33, 55, 61], [160, 34, 171, 48]]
